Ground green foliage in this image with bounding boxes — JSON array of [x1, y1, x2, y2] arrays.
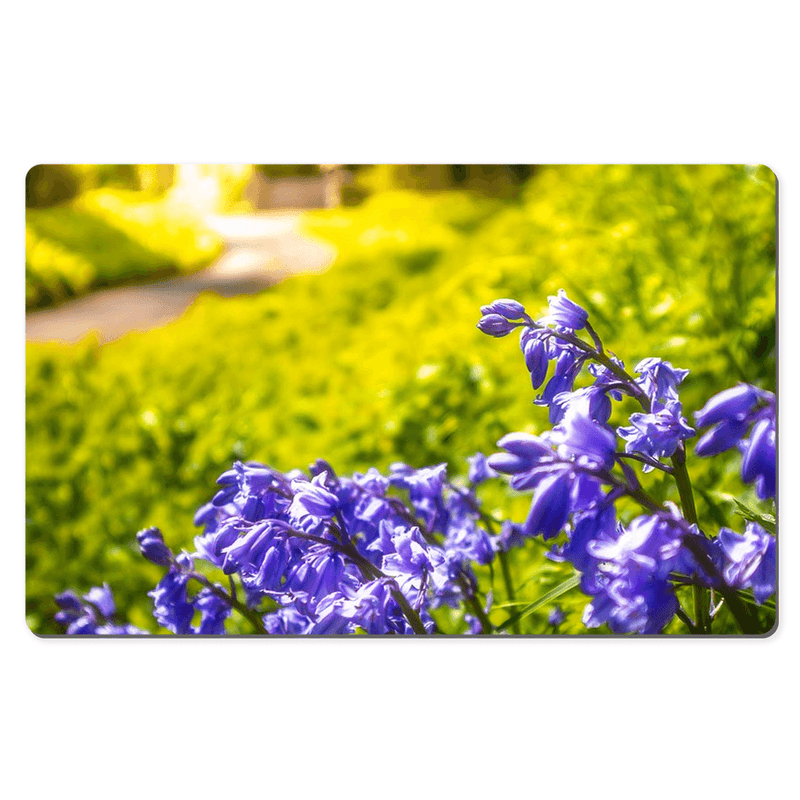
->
[[26, 188, 223, 310], [26, 166, 776, 634]]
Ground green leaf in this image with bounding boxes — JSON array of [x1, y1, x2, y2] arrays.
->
[[496, 573, 582, 632], [732, 499, 776, 534]]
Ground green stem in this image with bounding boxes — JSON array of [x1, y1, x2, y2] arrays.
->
[[669, 444, 709, 634], [457, 575, 493, 634], [498, 551, 521, 634]]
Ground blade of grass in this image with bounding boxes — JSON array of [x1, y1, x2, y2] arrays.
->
[[496, 573, 581, 633]]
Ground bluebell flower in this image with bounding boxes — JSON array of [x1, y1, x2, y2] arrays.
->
[[520, 327, 549, 389], [444, 517, 495, 566], [477, 313, 520, 338], [148, 553, 195, 634], [55, 590, 99, 634], [311, 580, 397, 635], [694, 417, 750, 457], [480, 298, 527, 320], [552, 406, 617, 470], [551, 386, 613, 425], [617, 400, 695, 468], [390, 463, 449, 532], [715, 523, 775, 605], [285, 546, 357, 604], [740, 418, 776, 500], [263, 606, 313, 634], [289, 473, 340, 521], [694, 384, 758, 428], [524, 468, 572, 539], [494, 520, 527, 552], [548, 606, 565, 626], [583, 574, 678, 635], [83, 583, 116, 618], [136, 526, 174, 566], [193, 518, 241, 569], [634, 358, 690, 406], [467, 452, 496, 485], [543, 289, 589, 331], [694, 384, 775, 499], [193, 586, 231, 635]]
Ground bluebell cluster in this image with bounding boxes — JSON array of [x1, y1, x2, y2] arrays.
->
[[477, 290, 776, 633], [55, 288, 776, 635]]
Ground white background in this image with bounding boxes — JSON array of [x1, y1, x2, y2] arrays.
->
[[6, 3, 795, 798]]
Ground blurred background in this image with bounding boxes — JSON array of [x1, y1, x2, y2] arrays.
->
[[25, 164, 776, 634]]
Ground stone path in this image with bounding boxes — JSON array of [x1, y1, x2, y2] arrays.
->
[[25, 210, 336, 345]]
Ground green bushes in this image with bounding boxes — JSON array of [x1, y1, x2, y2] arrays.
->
[[26, 166, 775, 634], [26, 187, 223, 310]]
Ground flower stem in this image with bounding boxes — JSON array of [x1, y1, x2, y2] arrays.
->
[[498, 550, 521, 634]]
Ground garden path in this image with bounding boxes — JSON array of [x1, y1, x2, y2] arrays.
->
[[25, 210, 336, 345]]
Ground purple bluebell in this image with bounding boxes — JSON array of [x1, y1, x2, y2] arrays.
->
[[634, 358, 690, 406], [263, 605, 313, 634], [289, 473, 340, 521], [551, 385, 613, 425], [552, 406, 617, 470], [467, 452, 496, 485], [740, 418, 776, 500], [136, 526, 174, 567], [715, 523, 775, 605], [520, 327, 549, 389], [148, 553, 196, 634], [694, 384, 759, 428], [193, 586, 231, 635], [494, 520, 527, 552], [524, 469, 572, 539], [390, 462, 449, 533], [83, 583, 116, 618], [694, 417, 750, 457], [548, 606, 565, 626], [543, 289, 589, 331], [617, 400, 695, 468], [477, 313, 520, 338], [480, 298, 527, 320]]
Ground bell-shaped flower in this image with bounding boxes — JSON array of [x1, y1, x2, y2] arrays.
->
[[552, 406, 617, 470], [476, 313, 519, 338], [83, 583, 116, 618], [193, 586, 231, 635], [694, 417, 749, 457], [523, 469, 572, 540], [467, 452, 496, 485], [716, 523, 775, 605], [634, 358, 690, 406], [617, 400, 695, 468], [136, 526, 174, 567], [520, 327, 549, 389], [694, 384, 758, 428], [289, 472, 340, 521], [740, 418, 776, 500], [479, 298, 527, 320], [543, 288, 589, 330]]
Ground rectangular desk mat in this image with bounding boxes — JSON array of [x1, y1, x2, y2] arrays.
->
[[26, 164, 777, 636]]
